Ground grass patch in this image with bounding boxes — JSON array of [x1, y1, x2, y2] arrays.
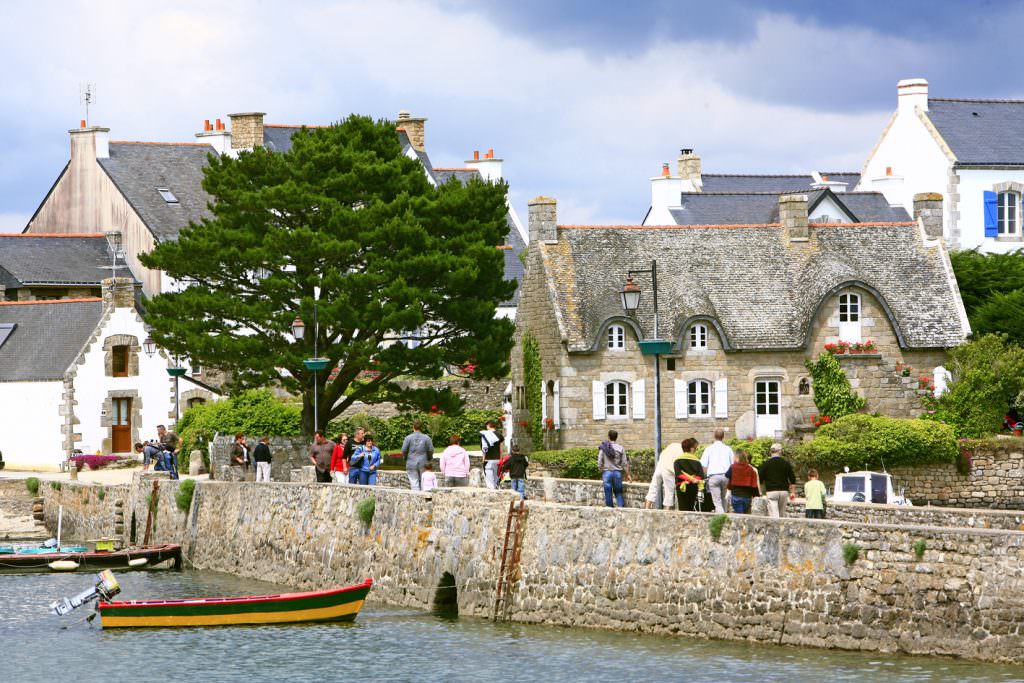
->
[[50, 481, 61, 491], [175, 479, 196, 512], [913, 539, 926, 561], [25, 477, 39, 496], [708, 514, 729, 541], [97, 486, 105, 502], [843, 543, 860, 566], [356, 496, 376, 526]]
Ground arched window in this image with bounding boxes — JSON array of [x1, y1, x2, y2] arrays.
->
[[187, 397, 207, 409], [605, 381, 629, 417], [999, 191, 1019, 235], [838, 293, 861, 343], [687, 380, 711, 415], [607, 324, 625, 350], [689, 324, 708, 349], [111, 345, 129, 377]]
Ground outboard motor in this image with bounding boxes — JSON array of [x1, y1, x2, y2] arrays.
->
[[50, 570, 121, 617]]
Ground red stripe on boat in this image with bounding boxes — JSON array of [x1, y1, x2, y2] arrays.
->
[[100, 578, 373, 609]]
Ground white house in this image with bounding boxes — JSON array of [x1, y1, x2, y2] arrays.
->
[[858, 78, 1024, 252], [0, 278, 217, 471]]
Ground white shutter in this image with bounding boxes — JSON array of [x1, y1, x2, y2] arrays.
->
[[933, 366, 951, 397], [553, 380, 561, 428], [714, 377, 729, 418], [632, 379, 646, 419], [541, 379, 547, 423], [592, 380, 606, 420], [674, 379, 688, 419]]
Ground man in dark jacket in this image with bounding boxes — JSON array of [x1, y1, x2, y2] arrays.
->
[[253, 436, 272, 482], [758, 443, 796, 518]]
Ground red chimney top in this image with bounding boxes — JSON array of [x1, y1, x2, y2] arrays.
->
[[662, 163, 670, 177], [216, 118, 223, 131], [80, 119, 86, 129], [204, 119, 211, 131], [473, 150, 480, 161]]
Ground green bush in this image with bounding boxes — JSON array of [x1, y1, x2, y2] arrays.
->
[[792, 414, 957, 470], [708, 514, 729, 541], [843, 543, 860, 566], [529, 447, 656, 480], [50, 481, 61, 491], [805, 352, 866, 419], [25, 477, 39, 496], [521, 330, 543, 450], [913, 539, 926, 561], [697, 437, 775, 468], [327, 409, 502, 451], [97, 486, 106, 502], [175, 479, 196, 512], [356, 496, 375, 525]]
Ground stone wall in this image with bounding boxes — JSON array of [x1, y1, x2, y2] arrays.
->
[[336, 378, 508, 419], [42, 481, 129, 542], [211, 435, 310, 482]]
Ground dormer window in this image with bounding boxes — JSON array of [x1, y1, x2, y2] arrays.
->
[[607, 324, 625, 351], [998, 191, 1019, 235], [157, 188, 179, 204], [689, 324, 708, 349], [838, 293, 861, 343]]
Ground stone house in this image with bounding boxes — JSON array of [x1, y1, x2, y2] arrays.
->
[[511, 193, 969, 451], [858, 77, 1024, 252], [0, 278, 219, 470]]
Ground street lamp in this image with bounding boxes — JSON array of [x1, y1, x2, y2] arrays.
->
[[143, 337, 156, 357], [621, 260, 669, 455], [296, 286, 329, 433], [143, 336, 185, 425]]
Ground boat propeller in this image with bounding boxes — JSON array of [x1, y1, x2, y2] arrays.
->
[[50, 569, 121, 618]]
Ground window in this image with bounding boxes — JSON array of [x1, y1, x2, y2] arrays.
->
[[112, 345, 129, 377], [755, 379, 780, 416], [689, 324, 708, 349], [687, 380, 711, 416], [607, 324, 625, 350], [666, 358, 676, 371], [515, 386, 526, 410], [157, 188, 179, 204], [838, 292, 861, 343], [187, 397, 207, 409], [999, 191, 1019, 235], [605, 381, 629, 417]]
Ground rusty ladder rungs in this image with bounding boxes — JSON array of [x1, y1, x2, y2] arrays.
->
[[492, 498, 528, 621]]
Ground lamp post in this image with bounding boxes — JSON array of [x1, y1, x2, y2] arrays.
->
[[620, 260, 669, 456], [293, 286, 329, 434]]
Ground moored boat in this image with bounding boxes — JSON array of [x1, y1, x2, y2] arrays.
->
[[97, 578, 373, 628], [0, 543, 182, 574]]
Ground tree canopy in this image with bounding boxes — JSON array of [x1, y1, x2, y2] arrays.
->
[[950, 248, 1024, 345], [140, 115, 516, 435]]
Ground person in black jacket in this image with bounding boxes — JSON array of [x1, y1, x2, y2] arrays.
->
[[253, 436, 273, 482], [505, 445, 529, 499], [674, 438, 705, 512]]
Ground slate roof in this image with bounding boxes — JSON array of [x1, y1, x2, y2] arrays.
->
[[701, 173, 860, 193], [926, 98, 1024, 165], [0, 299, 103, 381], [538, 222, 966, 352], [0, 235, 130, 287], [667, 190, 910, 226], [98, 143, 215, 243]]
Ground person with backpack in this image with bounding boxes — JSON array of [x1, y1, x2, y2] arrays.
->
[[480, 420, 503, 489], [597, 430, 631, 508]]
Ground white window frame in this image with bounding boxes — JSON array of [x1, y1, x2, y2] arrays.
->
[[605, 381, 629, 417], [687, 380, 711, 416], [689, 324, 708, 349], [838, 292, 862, 343], [607, 324, 625, 351], [754, 378, 782, 438], [998, 191, 1020, 235]]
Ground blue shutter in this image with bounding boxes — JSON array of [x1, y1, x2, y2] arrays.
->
[[984, 191, 998, 237]]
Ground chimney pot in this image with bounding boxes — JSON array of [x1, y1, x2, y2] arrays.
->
[[897, 78, 929, 114], [473, 150, 480, 161], [528, 196, 558, 243], [681, 148, 693, 155], [80, 119, 86, 128], [487, 148, 494, 159], [886, 166, 893, 176], [661, 163, 670, 177]]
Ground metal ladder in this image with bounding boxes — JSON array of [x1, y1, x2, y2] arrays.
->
[[492, 498, 528, 621]]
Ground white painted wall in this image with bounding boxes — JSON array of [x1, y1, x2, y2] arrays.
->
[[0, 381, 64, 471], [809, 196, 851, 223], [645, 175, 681, 225], [72, 306, 173, 454], [954, 169, 1024, 253]]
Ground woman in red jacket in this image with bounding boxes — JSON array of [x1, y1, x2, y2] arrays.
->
[[725, 451, 760, 514], [331, 433, 349, 483]]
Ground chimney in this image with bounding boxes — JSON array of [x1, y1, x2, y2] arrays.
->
[[69, 125, 110, 161], [677, 148, 702, 192], [196, 117, 233, 155], [779, 194, 809, 242], [466, 148, 504, 182], [648, 163, 681, 224], [897, 78, 929, 115], [101, 277, 137, 309], [396, 109, 427, 151], [528, 196, 558, 243], [228, 112, 266, 150], [914, 192, 944, 239]]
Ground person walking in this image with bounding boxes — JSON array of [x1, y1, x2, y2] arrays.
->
[[331, 433, 349, 483], [309, 431, 335, 484], [420, 463, 438, 492], [645, 441, 682, 510], [803, 469, 827, 519], [480, 420, 503, 489], [401, 420, 434, 491], [253, 436, 273, 483], [598, 430, 630, 508], [345, 428, 366, 484], [229, 432, 249, 477], [674, 438, 704, 512], [725, 451, 759, 514], [356, 434, 381, 486], [439, 434, 470, 487], [758, 443, 796, 518], [505, 444, 529, 500], [700, 429, 734, 513]]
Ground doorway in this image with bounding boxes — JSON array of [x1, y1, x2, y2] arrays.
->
[[754, 379, 782, 437], [111, 397, 132, 453]]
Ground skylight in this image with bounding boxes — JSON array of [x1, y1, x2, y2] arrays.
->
[[0, 323, 15, 350], [157, 188, 179, 204]]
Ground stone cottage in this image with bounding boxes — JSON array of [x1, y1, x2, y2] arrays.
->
[[511, 194, 970, 451]]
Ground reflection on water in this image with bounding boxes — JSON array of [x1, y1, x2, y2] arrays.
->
[[2, 570, 1023, 683]]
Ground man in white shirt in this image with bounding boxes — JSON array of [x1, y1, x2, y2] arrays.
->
[[700, 428, 734, 513]]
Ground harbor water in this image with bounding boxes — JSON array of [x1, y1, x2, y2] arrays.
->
[[2, 570, 1023, 682]]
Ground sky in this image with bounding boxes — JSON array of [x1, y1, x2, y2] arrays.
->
[[0, 0, 1020, 229]]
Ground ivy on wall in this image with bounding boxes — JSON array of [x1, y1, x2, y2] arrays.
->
[[805, 352, 866, 419], [521, 330, 543, 450]]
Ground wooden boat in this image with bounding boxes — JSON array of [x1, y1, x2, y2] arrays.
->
[[0, 543, 182, 574], [98, 578, 373, 628]]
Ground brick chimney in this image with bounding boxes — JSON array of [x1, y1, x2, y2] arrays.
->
[[196, 117, 232, 155], [228, 112, 265, 150], [677, 148, 702, 192], [528, 196, 557, 243], [779, 194, 809, 242], [914, 192, 943, 239], [897, 78, 929, 115], [101, 277, 137, 309], [397, 110, 427, 152]]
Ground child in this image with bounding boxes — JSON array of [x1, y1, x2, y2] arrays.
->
[[505, 444, 529, 500], [357, 434, 381, 486], [420, 462, 438, 493], [804, 469, 827, 519]]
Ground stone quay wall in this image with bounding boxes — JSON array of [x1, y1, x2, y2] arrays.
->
[[35, 476, 1024, 663]]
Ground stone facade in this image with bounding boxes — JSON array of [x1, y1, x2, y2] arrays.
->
[[228, 112, 265, 150]]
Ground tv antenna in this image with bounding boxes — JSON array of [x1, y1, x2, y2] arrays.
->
[[80, 83, 95, 126]]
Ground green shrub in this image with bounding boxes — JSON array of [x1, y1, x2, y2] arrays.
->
[[356, 496, 375, 525], [50, 481, 61, 491], [697, 437, 775, 468], [708, 514, 729, 541], [521, 330, 543, 449], [25, 477, 39, 496], [805, 352, 866, 420], [529, 447, 656, 480], [792, 414, 957, 470], [97, 486, 106, 502], [175, 479, 196, 512], [843, 543, 860, 565], [913, 539, 926, 560]]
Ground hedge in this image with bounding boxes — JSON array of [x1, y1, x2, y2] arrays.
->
[[327, 409, 503, 451], [791, 414, 957, 470], [529, 448, 656, 480]]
